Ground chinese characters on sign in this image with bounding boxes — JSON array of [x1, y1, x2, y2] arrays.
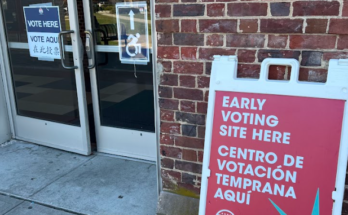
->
[[205, 91, 344, 215], [116, 2, 150, 65], [23, 6, 61, 60]]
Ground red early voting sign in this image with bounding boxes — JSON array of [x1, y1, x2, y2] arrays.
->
[[199, 57, 348, 215], [206, 91, 344, 214]]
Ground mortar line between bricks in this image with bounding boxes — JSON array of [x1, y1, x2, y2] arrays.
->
[[156, 17, 348, 20], [162, 142, 206, 150], [339, 0, 344, 16], [162, 161, 204, 169], [162, 166, 202, 177], [162, 164, 203, 174], [157, 0, 334, 2], [159, 43, 341, 48], [0, 192, 87, 215], [162, 150, 205, 160]]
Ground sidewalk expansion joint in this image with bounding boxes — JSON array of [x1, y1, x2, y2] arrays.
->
[[0, 192, 87, 215]]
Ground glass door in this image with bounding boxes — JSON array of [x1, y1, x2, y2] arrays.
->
[[0, 0, 91, 154], [83, 0, 156, 160]]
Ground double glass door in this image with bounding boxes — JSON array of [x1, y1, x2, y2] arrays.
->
[[0, 0, 156, 160]]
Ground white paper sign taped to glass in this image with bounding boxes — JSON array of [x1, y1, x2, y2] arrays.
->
[[116, 2, 150, 65], [23, 6, 61, 60]]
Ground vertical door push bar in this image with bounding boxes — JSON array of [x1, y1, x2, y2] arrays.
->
[[84, 30, 95, 69], [58, 30, 78, 70], [58, 30, 96, 70]]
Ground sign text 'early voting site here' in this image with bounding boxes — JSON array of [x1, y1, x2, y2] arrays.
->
[[199, 56, 348, 215]]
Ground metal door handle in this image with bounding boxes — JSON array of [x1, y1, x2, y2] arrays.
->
[[58, 30, 78, 70], [85, 30, 95, 69]]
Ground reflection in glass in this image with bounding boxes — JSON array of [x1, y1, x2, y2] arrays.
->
[[2, 0, 70, 43], [92, 0, 155, 132], [97, 52, 154, 132], [92, 0, 151, 47], [1, 0, 80, 126]]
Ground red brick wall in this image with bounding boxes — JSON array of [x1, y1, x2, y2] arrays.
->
[[155, 0, 348, 210]]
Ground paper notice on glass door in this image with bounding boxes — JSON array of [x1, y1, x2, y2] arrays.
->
[[23, 6, 62, 61], [116, 2, 150, 65]]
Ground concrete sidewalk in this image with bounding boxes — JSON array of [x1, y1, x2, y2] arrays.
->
[[0, 194, 77, 215], [0, 140, 158, 215]]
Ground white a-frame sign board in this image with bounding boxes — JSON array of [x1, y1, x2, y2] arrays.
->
[[199, 56, 348, 215]]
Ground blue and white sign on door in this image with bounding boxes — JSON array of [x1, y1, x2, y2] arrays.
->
[[116, 2, 150, 65], [23, 6, 61, 60]]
